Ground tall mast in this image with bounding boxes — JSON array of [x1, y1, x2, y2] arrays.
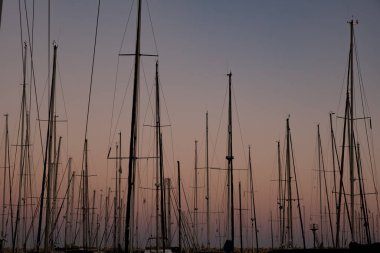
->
[[289, 119, 306, 249], [238, 182, 242, 253], [113, 142, 118, 250], [1, 115, 9, 242], [65, 158, 71, 249], [317, 125, 324, 246], [226, 72, 234, 251], [125, 0, 142, 251], [83, 139, 89, 250], [277, 141, 284, 247], [248, 146, 259, 252], [194, 140, 198, 247], [118, 132, 122, 247], [36, 43, 57, 253], [154, 61, 162, 251], [285, 118, 293, 248], [177, 161, 182, 253], [206, 111, 210, 249], [348, 19, 355, 243], [12, 42, 28, 252], [329, 112, 338, 232], [156, 61, 167, 251]]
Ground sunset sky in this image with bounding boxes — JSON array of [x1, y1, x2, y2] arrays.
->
[[0, 0, 380, 248]]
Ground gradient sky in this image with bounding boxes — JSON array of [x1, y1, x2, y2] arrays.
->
[[1, 0, 380, 248]]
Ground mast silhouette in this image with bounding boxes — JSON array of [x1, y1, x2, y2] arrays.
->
[[206, 111, 210, 249], [193, 140, 199, 248], [225, 72, 234, 252], [125, 0, 141, 251]]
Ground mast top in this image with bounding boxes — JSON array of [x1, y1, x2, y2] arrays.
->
[[347, 19, 358, 25]]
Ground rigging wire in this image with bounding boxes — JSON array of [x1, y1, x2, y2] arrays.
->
[[232, 84, 248, 171], [145, 0, 159, 56], [353, 31, 380, 219], [108, 0, 135, 148], [83, 0, 101, 141]]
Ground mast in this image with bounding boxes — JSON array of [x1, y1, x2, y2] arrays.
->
[[125, 0, 141, 251], [118, 132, 122, 247], [194, 140, 198, 247], [248, 146, 259, 252], [336, 20, 357, 246], [206, 111, 210, 249], [178, 161, 182, 253], [329, 112, 338, 240], [289, 119, 306, 249], [12, 42, 28, 252], [237, 182, 243, 253], [83, 139, 90, 250], [285, 118, 293, 248], [113, 143, 118, 250], [1, 115, 9, 243], [226, 72, 234, 252], [65, 158, 72, 249], [154, 61, 167, 251], [155, 61, 160, 251], [317, 125, 324, 246], [348, 19, 355, 243], [36, 43, 57, 253]]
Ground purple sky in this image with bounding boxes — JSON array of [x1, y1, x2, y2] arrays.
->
[[0, 0, 380, 248]]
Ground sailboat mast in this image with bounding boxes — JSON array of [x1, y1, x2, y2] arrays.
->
[[285, 118, 293, 248], [348, 19, 355, 243], [13, 42, 28, 252], [226, 72, 235, 249], [206, 111, 210, 249], [65, 157, 72, 249], [1, 114, 9, 241], [329, 112, 338, 225], [154, 60, 163, 251], [125, 0, 141, 251], [194, 140, 198, 247], [317, 125, 324, 245], [114, 143, 118, 250], [118, 132, 122, 247], [44, 44, 57, 253], [178, 161, 182, 253], [238, 182, 242, 253]]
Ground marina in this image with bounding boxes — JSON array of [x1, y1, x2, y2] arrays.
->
[[0, 1, 380, 252]]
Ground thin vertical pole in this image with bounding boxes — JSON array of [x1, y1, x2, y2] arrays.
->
[[206, 111, 210, 249], [177, 161, 182, 253], [125, 0, 142, 251], [226, 72, 234, 251], [239, 182, 242, 253]]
